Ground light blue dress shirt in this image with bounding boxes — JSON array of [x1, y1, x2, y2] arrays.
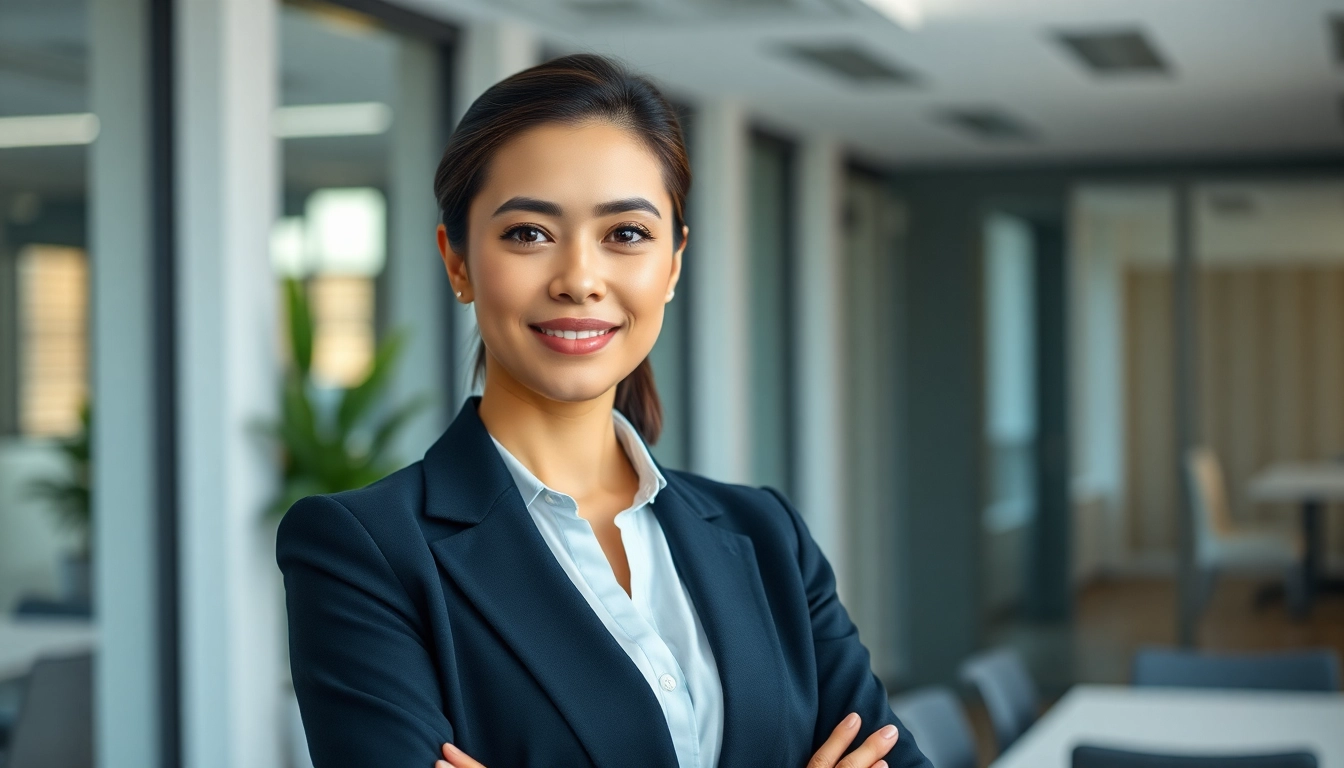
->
[[487, 410, 724, 768]]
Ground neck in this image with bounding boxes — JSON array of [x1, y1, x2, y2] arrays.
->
[[476, 355, 629, 501]]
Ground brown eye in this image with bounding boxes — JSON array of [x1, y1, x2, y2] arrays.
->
[[504, 225, 550, 245], [609, 225, 651, 245]]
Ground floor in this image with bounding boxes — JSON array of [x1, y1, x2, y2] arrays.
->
[[964, 575, 1344, 766]]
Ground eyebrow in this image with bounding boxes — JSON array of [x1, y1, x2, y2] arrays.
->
[[491, 196, 662, 219], [492, 196, 562, 217], [593, 197, 661, 219]]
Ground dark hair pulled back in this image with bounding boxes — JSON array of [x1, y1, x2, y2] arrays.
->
[[433, 53, 690, 444]]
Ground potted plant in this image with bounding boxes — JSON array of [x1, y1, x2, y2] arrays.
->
[[258, 277, 429, 520], [257, 277, 428, 768], [25, 400, 92, 605]]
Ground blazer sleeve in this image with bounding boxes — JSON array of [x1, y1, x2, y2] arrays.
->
[[763, 487, 932, 768], [277, 494, 453, 768]]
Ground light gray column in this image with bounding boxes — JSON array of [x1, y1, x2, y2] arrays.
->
[[387, 39, 448, 456], [450, 21, 539, 405], [793, 137, 848, 592], [689, 101, 751, 484], [176, 0, 283, 766], [90, 0, 158, 764]]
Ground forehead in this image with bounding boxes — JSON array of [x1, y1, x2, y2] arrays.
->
[[474, 120, 672, 214]]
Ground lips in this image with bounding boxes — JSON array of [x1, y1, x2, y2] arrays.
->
[[529, 317, 620, 355]]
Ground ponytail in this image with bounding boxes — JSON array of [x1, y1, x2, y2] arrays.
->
[[472, 342, 663, 444], [613, 357, 662, 444]]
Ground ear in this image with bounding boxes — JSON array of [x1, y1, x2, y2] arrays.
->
[[666, 224, 687, 302], [437, 224, 472, 303]]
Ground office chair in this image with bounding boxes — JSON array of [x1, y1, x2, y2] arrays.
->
[[1131, 647, 1341, 692], [958, 645, 1039, 752], [2, 653, 92, 768], [888, 686, 977, 768], [1073, 744, 1317, 768]]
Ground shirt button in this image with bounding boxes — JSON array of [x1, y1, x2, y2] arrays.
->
[[659, 674, 677, 691]]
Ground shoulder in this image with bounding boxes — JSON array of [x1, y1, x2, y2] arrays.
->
[[276, 461, 429, 567], [662, 468, 806, 557]]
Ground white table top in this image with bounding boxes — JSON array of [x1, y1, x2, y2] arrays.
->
[[991, 685, 1344, 768], [0, 616, 97, 680], [1249, 462, 1344, 504]]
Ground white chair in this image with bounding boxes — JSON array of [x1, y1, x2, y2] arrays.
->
[[1186, 448, 1306, 617]]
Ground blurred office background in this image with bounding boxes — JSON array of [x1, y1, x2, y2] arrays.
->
[[2, 0, 1344, 766]]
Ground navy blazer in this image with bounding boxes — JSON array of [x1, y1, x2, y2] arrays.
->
[[278, 397, 930, 768]]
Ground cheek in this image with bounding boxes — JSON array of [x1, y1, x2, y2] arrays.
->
[[615, 255, 674, 304], [470, 247, 539, 315]]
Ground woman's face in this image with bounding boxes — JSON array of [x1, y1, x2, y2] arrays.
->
[[438, 120, 685, 405]]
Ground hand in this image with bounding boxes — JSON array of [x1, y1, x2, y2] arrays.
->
[[434, 712, 900, 768], [437, 742, 485, 768], [807, 712, 900, 768]]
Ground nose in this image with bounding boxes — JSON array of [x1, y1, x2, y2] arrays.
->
[[550, 236, 606, 304]]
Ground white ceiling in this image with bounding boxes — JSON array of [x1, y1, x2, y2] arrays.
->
[[403, 0, 1344, 165]]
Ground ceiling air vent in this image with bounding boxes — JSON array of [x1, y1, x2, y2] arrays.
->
[[777, 42, 917, 85], [565, 0, 646, 14], [938, 107, 1035, 142], [1055, 29, 1169, 75]]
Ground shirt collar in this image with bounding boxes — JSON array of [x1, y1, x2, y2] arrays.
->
[[487, 409, 667, 512]]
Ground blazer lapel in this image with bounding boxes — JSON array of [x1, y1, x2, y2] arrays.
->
[[651, 478, 793, 768], [423, 399, 678, 768]]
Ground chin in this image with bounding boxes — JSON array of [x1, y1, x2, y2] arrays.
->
[[521, 370, 625, 404]]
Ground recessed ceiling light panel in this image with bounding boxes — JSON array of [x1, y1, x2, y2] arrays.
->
[[937, 107, 1035, 142], [1055, 29, 1169, 76], [777, 42, 918, 84]]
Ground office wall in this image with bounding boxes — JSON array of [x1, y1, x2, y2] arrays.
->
[[1125, 264, 1344, 557]]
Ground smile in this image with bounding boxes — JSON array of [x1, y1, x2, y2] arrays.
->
[[529, 320, 621, 355], [536, 327, 613, 340]]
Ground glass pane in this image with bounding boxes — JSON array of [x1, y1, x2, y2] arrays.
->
[[277, 1, 398, 383], [0, 0, 96, 737], [843, 168, 906, 683], [1067, 184, 1178, 682], [1193, 179, 1344, 629]]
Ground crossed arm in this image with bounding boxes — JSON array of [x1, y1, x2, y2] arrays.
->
[[278, 490, 929, 768]]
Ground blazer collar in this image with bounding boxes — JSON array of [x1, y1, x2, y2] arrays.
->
[[422, 396, 511, 525], [422, 396, 719, 523], [422, 397, 789, 767]]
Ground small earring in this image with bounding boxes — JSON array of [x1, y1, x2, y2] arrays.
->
[[666, 289, 675, 301], [455, 290, 463, 298]]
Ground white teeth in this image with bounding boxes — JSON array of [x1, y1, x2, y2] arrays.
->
[[539, 327, 612, 339]]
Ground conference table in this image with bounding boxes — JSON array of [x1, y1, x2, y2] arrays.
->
[[0, 615, 96, 680], [991, 685, 1344, 768], [1249, 461, 1344, 609]]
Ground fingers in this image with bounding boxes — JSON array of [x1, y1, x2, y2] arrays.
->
[[439, 742, 488, 768], [807, 712, 861, 768], [835, 723, 899, 768]]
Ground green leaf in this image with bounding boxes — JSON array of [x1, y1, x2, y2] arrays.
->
[[336, 328, 408, 434], [277, 375, 328, 478], [363, 393, 431, 467], [285, 278, 314, 376]]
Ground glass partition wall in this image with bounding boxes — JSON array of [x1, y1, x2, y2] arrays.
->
[[0, 0, 94, 614], [0, 0, 98, 760]]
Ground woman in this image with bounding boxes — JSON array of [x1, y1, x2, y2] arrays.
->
[[277, 53, 930, 768]]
